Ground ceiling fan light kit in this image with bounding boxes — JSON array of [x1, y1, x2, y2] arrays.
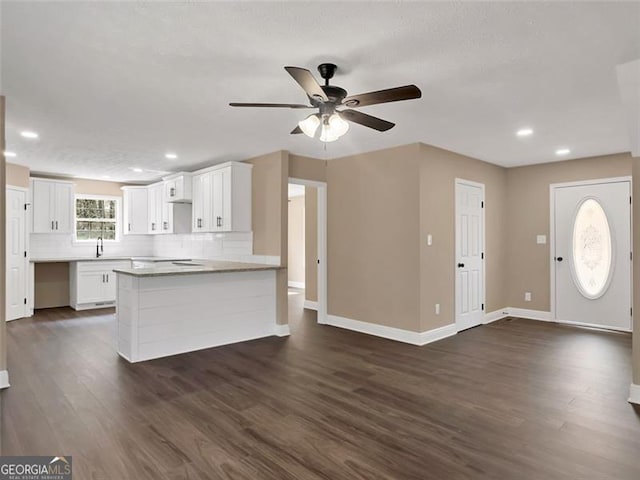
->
[[230, 63, 422, 142]]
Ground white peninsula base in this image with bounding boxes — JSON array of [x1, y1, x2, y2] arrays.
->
[[116, 265, 284, 362]]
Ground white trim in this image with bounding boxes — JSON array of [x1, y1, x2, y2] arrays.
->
[[549, 176, 633, 324], [0, 370, 9, 389], [552, 317, 631, 333], [483, 309, 510, 324], [508, 308, 553, 322], [326, 314, 456, 346], [454, 178, 486, 332], [6, 185, 28, 192], [303, 300, 318, 311], [289, 177, 328, 325], [274, 324, 291, 337], [288, 281, 305, 289], [629, 383, 640, 405]]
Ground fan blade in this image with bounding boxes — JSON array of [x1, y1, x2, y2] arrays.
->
[[291, 126, 303, 134], [284, 66, 329, 102], [342, 85, 421, 108], [229, 102, 312, 109], [339, 109, 395, 132]]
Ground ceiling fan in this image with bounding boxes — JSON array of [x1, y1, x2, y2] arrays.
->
[[229, 63, 422, 142]]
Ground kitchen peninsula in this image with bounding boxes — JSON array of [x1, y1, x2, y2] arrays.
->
[[113, 260, 285, 362]]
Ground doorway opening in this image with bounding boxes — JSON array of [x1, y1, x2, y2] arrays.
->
[[287, 178, 327, 330]]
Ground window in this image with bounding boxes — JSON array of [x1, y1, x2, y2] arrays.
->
[[571, 198, 613, 299], [75, 195, 120, 241]]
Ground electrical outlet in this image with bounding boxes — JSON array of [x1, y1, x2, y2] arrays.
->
[[427, 234, 433, 246], [435, 303, 440, 315], [524, 292, 532, 302]]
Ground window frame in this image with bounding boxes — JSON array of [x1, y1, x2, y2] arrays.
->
[[73, 194, 122, 243]]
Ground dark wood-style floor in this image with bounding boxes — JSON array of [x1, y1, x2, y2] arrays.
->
[[2, 290, 639, 479]]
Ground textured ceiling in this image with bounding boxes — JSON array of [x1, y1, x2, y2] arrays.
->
[[2, 1, 639, 182]]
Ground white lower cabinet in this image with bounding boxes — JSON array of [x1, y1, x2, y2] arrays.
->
[[70, 260, 131, 310]]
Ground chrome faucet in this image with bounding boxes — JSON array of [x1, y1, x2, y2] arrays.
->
[[96, 236, 104, 258]]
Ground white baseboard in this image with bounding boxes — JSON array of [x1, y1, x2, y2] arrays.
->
[[288, 281, 305, 289], [629, 383, 640, 405], [303, 300, 318, 311], [507, 308, 552, 322], [0, 370, 9, 389], [274, 324, 291, 337], [484, 309, 510, 324], [326, 314, 456, 346]]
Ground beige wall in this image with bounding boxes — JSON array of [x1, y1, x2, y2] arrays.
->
[[418, 144, 508, 331], [305, 187, 318, 302], [1, 96, 7, 372], [6, 163, 29, 188], [246, 151, 289, 258], [289, 154, 327, 183], [633, 157, 640, 386], [74, 178, 126, 196], [287, 195, 305, 285], [327, 144, 422, 331], [506, 153, 632, 311], [34, 263, 70, 309]]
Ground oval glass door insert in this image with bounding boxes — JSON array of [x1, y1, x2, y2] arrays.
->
[[571, 198, 613, 299]]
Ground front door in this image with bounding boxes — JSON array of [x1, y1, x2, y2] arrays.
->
[[553, 180, 631, 331], [7, 188, 27, 321], [455, 179, 485, 331]]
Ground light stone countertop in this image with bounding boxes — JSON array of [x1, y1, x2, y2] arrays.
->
[[30, 256, 190, 263], [113, 260, 283, 277]]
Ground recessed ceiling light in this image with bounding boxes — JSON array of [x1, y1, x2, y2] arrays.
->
[[132, 168, 143, 173], [165, 153, 178, 159], [555, 148, 571, 156], [516, 128, 533, 137], [20, 131, 39, 139], [3, 151, 16, 157]]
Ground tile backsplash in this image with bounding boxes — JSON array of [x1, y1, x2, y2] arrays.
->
[[153, 232, 280, 265], [30, 233, 154, 259], [29, 231, 278, 265]]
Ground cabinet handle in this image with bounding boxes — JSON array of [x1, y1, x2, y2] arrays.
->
[[170, 187, 175, 197], [128, 223, 131, 232], [151, 222, 156, 231], [197, 218, 202, 228], [163, 221, 168, 230], [102, 274, 105, 283], [106, 274, 109, 283], [55, 220, 58, 230], [216, 216, 222, 227], [51, 220, 55, 230]]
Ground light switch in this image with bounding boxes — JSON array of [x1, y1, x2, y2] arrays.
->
[[427, 234, 433, 246], [536, 235, 547, 244]]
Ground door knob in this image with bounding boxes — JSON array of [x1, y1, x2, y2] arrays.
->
[[556, 257, 563, 262], [457, 263, 465, 268]]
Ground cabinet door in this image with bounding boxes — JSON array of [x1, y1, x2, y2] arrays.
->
[[103, 270, 117, 300], [31, 180, 55, 233], [192, 173, 212, 232], [211, 169, 232, 231], [161, 198, 173, 233], [147, 185, 162, 233], [125, 188, 148, 235], [54, 182, 74, 233], [77, 271, 107, 304]]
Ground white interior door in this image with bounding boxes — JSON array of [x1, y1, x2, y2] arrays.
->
[[553, 180, 631, 331], [7, 188, 27, 321], [455, 179, 485, 331]]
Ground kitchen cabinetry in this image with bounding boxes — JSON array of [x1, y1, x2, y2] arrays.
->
[[191, 162, 252, 233], [164, 172, 192, 203], [31, 178, 74, 233], [70, 260, 131, 310], [122, 187, 148, 235], [147, 183, 166, 233]]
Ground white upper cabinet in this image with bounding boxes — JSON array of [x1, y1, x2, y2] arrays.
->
[[164, 173, 192, 203], [122, 187, 148, 235], [191, 162, 252, 233], [147, 183, 164, 234], [31, 178, 74, 233]]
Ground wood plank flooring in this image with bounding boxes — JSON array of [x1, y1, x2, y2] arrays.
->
[[2, 290, 639, 479]]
